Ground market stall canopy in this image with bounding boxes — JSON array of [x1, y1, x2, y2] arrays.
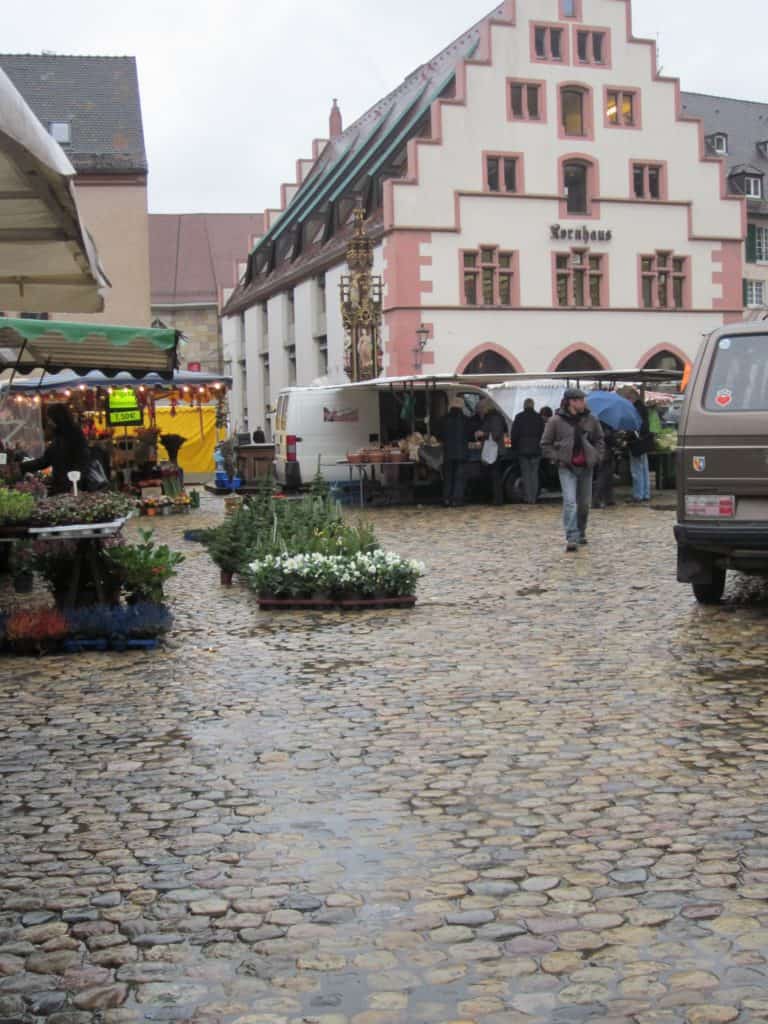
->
[[0, 317, 180, 377], [0, 67, 108, 313], [292, 370, 684, 392], [2, 367, 231, 393]]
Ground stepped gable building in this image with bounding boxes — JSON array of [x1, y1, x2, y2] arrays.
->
[[0, 53, 151, 326], [223, 0, 745, 436], [150, 213, 264, 374], [681, 92, 768, 314]]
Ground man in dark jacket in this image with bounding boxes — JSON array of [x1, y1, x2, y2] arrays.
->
[[541, 388, 605, 552], [511, 398, 544, 504], [620, 387, 653, 503], [437, 396, 470, 507]]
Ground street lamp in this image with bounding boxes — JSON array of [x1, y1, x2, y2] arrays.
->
[[413, 323, 430, 372]]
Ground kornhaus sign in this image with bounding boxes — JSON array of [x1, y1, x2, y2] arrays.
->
[[550, 224, 613, 243]]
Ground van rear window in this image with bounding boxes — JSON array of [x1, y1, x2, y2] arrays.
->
[[704, 334, 768, 411]]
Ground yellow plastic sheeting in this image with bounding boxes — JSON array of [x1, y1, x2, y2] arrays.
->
[[122, 406, 219, 474]]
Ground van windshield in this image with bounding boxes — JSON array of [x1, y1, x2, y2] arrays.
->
[[704, 334, 768, 411]]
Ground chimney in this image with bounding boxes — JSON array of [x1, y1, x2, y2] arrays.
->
[[329, 99, 343, 140]]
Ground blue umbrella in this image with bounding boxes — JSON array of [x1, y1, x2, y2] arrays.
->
[[586, 390, 641, 431]]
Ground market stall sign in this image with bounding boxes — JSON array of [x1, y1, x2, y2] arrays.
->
[[108, 389, 143, 426]]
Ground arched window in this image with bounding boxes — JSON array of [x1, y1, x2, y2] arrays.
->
[[464, 351, 517, 374], [563, 160, 590, 214], [643, 350, 685, 373], [555, 350, 603, 372], [561, 88, 585, 137]]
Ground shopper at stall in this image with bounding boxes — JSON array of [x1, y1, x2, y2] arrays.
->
[[475, 398, 507, 506], [620, 387, 653, 503], [593, 425, 619, 509], [437, 396, 470, 507], [511, 399, 544, 505], [21, 404, 90, 495], [541, 388, 605, 552], [252, 426, 266, 443]]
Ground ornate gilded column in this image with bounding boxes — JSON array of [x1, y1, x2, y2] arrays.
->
[[340, 209, 383, 381]]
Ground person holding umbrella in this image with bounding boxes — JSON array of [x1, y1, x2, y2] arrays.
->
[[541, 388, 604, 552], [585, 390, 643, 510]]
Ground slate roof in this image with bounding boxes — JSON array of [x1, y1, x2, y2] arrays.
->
[[150, 213, 265, 308], [224, 4, 503, 315], [680, 91, 768, 211], [0, 54, 147, 174]]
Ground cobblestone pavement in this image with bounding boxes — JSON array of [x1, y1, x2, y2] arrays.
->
[[2, 496, 768, 1024]]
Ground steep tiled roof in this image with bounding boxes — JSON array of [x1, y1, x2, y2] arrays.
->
[[224, 4, 502, 316], [680, 91, 768, 211], [0, 54, 147, 174], [150, 214, 265, 308]]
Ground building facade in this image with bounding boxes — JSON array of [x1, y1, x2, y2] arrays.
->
[[149, 213, 264, 375], [224, 0, 745, 435], [680, 92, 768, 317], [0, 54, 151, 326]]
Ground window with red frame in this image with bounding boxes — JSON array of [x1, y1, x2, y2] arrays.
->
[[561, 87, 587, 137], [534, 25, 564, 61], [607, 89, 637, 127], [633, 163, 663, 199], [640, 252, 687, 309], [510, 82, 542, 120], [556, 250, 605, 308], [576, 29, 606, 65], [463, 247, 516, 306], [561, 0, 579, 16], [486, 155, 518, 193]]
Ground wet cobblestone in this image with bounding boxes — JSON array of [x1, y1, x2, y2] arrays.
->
[[1, 496, 768, 1023]]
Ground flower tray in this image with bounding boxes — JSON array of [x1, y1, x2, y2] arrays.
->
[[258, 595, 417, 611]]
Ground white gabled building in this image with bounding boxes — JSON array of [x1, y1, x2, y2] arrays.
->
[[223, 0, 745, 436]]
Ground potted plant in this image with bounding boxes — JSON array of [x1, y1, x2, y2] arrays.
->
[[202, 510, 256, 585], [0, 488, 35, 529], [107, 529, 184, 604], [6, 608, 68, 655], [9, 540, 35, 594]]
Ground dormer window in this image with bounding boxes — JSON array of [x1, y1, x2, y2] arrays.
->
[[745, 176, 763, 199], [49, 121, 71, 145], [711, 133, 728, 155]]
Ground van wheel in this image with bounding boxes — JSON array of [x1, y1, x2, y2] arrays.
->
[[692, 569, 726, 605]]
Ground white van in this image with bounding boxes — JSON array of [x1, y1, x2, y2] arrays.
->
[[273, 377, 493, 489]]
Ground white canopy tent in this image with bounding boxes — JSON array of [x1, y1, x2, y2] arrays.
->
[[0, 66, 108, 317]]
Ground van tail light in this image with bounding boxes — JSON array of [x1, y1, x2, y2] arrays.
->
[[685, 494, 735, 518], [286, 435, 298, 462]]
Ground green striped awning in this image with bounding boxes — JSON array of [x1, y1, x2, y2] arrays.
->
[[0, 317, 179, 377]]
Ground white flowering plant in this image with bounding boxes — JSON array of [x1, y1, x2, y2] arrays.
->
[[248, 550, 425, 599]]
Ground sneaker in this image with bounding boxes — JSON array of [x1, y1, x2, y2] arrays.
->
[[565, 543, 578, 552], [579, 537, 588, 545]]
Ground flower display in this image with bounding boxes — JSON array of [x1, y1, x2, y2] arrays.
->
[[248, 550, 425, 599], [31, 492, 137, 527]]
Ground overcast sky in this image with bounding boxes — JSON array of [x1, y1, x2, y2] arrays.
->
[[4, 1, 765, 214]]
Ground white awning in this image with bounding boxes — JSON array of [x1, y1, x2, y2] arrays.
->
[[0, 67, 108, 314]]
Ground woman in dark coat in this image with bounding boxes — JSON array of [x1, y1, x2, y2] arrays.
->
[[22, 404, 90, 494]]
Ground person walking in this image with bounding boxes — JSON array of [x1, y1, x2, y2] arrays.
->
[[511, 398, 544, 504], [620, 387, 653, 503], [475, 398, 507, 505], [437, 396, 470, 507], [541, 388, 605, 552]]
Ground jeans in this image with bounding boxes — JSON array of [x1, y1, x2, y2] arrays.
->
[[630, 453, 651, 501], [558, 466, 593, 543], [443, 458, 465, 505], [519, 456, 541, 504]]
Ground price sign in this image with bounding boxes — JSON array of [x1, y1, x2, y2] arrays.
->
[[107, 389, 142, 427]]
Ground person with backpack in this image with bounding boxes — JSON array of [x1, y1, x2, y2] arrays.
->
[[511, 398, 544, 504], [541, 388, 605, 552]]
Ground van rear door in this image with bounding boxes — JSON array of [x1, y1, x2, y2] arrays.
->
[[680, 330, 768, 523]]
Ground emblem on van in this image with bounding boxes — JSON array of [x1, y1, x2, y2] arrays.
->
[[715, 388, 733, 408], [692, 456, 706, 473]]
